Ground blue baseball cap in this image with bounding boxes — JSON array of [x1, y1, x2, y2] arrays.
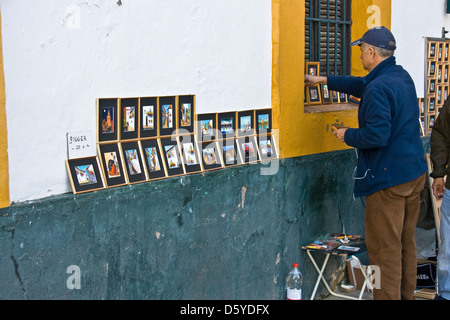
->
[[351, 26, 397, 51]]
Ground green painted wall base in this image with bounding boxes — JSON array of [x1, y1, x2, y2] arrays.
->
[[1, 146, 415, 299]]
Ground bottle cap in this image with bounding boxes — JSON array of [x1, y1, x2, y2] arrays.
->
[[293, 263, 299, 268]]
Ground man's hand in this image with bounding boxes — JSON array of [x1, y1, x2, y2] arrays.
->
[[432, 177, 445, 199], [332, 127, 348, 143], [305, 74, 327, 86]]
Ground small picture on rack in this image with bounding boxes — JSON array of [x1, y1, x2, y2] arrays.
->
[[66, 156, 105, 194], [97, 98, 119, 143], [255, 109, 272, 134], [331, 91, 340, 103], [140, 97, 158, 138], [178, 95, 195, 134], [217, 112, 236, 139], [121, 141, 147, 184], [428, 61, 436, 78], [140, 138, 166, 180], [120, 98, 138, 140], [429, 42, 437, 60], [201, 141, 222, 170], [321, 84, 332, 104], [98, 143, 127, 187], [160, 137, 184, 176], [306, 61, 320, 76], [196, 113, 217, 141], [220, 139, 240, 167], [307, 85, 322, 105], [339, 92, 348, 103], [159, 96, 176, 136]]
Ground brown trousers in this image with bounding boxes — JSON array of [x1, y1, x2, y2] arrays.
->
[[365, 173, 426, 300]]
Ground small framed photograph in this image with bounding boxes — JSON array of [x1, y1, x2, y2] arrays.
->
[[437, 86, 443, 105], [257, 135, 278, 161], [179, 135, 202, 174], [444, 86, 449, 102], [97, 98, 119, 143], [140, 97, 158, 138], [178, 95, 195, 134], [237, 135, 259, 164], [321, 84, 332, 104], [339, 92, 348, 103], [218, 112, 236, 139], [220, 139, 241, 167], [238, 110, 255, 136], [306, 85, 322, 105], [255, 109, 272, 135], [200, 141, 222, 171], [120, 98, 139, 141], [438, 43, 444, 61], [428, 42, 437, 60], [445, 65, 449, 83], [348, 95, 361, 104], [428, 79, 436, 95], [66, 156, 105, 194], [98, 143, 128, 187], [438, 64, 443, 83], [428, 114, 436, 130], [306, 61, 320, 76], [428, 61, 436, 78], [445, 43, 449, 62], [120, 141, 147, 184], [418, 98, 425, 116], [331, 91, 340, 103], [160, 137, 184, 176], [159, 96, 176, 137], [428, 97, 436, 112], [196, 113, 217, 142], [140, 138, 166, 180]]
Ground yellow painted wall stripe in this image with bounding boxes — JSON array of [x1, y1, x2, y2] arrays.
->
[[0, 11, 10, 208]]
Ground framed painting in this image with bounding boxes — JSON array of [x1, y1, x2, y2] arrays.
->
[[120, 141, 147, 184], [200, 141, 222, 171], [219, 138, 241, 167], [159, 96, 176, 137], [178, 95, 195, 134], [97, 143, 128, 187], [140, 138, 166, 180], [438, 42, 444, 62], [66, 156, 105, 194], [428, 41, 437, 60], [428, 61, 436, 78], [97, 98, 119, 143], [428, 79, 436, 96], [160, 137, 184, 177], [179, 135, 202, 174], [196, 113, 217, 142], [306, 61, 320, 76], [339, 92, 348, 103], [257, 135, 278, 161], [255, 109, 272, 135], [306, 85, 322, 105], [140, 97, 158, 138], [217, 112, 236, 139], [321, 84, 332, 104], [120, 97, 139, 141], [237, 135, 259, 164], [237, 110, 254, 136], [428, 97, 436, 112], [331, 91, 340, 103]]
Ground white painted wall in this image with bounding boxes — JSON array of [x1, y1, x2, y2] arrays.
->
[[1, 0, 272, 202], [391, 0, 450, 96]]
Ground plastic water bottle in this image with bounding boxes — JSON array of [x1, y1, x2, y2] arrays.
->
[[286, 263, 303, 300]]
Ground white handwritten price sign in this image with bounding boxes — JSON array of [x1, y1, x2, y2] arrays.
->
[[66, 131, 95, 159]]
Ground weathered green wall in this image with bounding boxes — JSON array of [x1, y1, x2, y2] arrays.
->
[[1, 149, 376, 300]]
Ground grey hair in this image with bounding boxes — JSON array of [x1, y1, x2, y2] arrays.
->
[[370, 44, 395, 58]]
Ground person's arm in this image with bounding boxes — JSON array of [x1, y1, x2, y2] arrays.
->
[[430, 98, 450, 198]]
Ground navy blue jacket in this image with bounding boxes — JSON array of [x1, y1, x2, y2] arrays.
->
[[327, 56, 427, 197]]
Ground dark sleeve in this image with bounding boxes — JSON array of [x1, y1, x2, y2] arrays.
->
[[327, 75, 365, 98], [343, 86, 391, 150], [430, 98, 450, 178]]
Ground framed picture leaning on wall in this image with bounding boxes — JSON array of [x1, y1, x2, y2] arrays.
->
[[66, 156, 106, 194], [120, 140, 147, 184], [159, 96, 176, 137], [178, 95, 195, 135], [120, 97, 139, 141], [140, 138, 167, 180], [140, 96, 158, 139], [97, 98, 119, 143], [97, 143, 128, 187]]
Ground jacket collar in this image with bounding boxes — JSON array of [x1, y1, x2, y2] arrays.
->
[[363, 56, 396, 85]]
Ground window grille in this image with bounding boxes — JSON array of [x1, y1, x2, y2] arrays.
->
[[305, 0, 352, 76]]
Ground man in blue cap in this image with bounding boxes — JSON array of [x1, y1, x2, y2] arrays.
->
[[305, 26, 427, 300]]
